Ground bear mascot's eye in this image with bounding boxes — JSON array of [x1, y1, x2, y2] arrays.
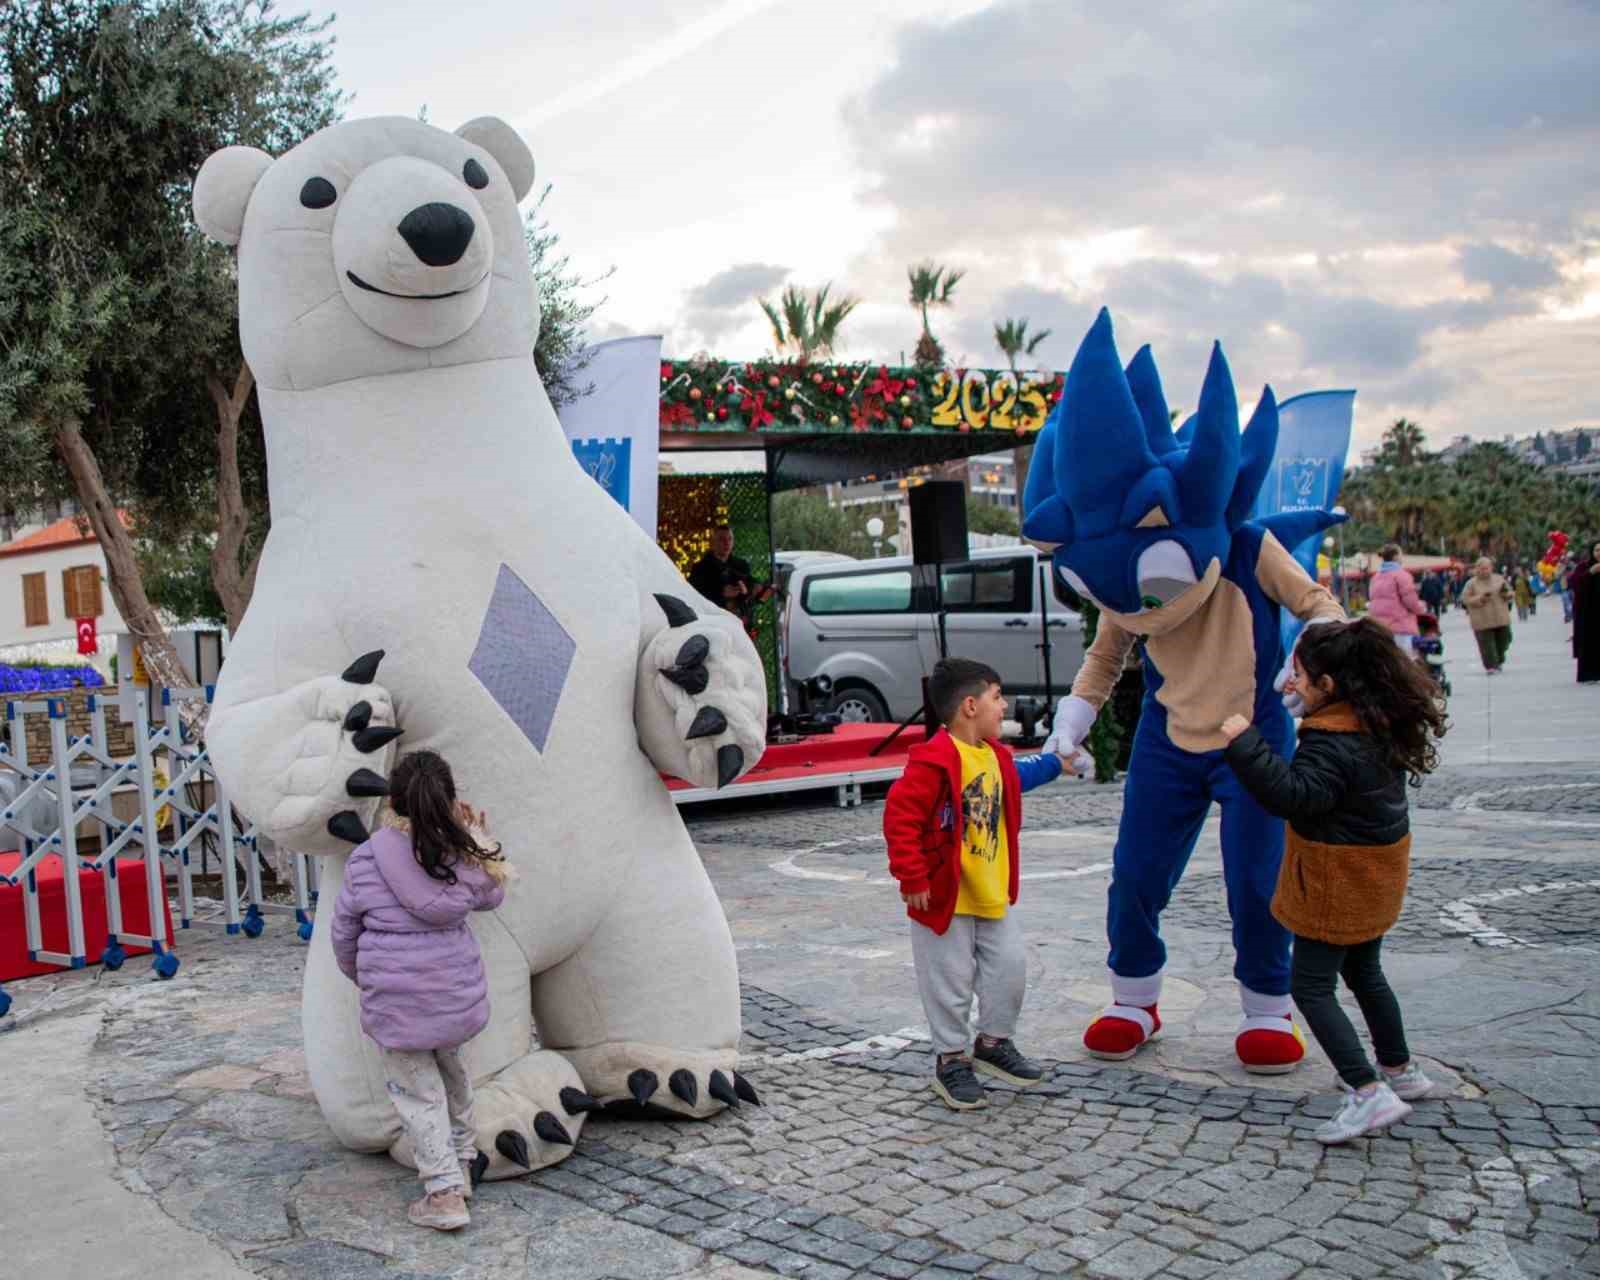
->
[[300, 177, 337, 209], [463, 158, 489, 190]]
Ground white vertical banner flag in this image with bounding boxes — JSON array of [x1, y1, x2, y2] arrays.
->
[[555, 334, 662, 538]]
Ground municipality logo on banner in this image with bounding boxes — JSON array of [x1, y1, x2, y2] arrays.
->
[[569, 437, 632, 510], [1274, 456, 1333, 512]]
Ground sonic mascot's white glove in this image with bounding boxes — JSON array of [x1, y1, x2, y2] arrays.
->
[[1042, 695, 1098, 777]]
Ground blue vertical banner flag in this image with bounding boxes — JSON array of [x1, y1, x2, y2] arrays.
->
[[1251, 389, 1356, 577], [556, 335, 662, 537], [1253, 389, 1356, 652]]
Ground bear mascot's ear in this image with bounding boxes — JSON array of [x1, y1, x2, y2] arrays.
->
[[456, 117, 536, 202], [193, 146, 274, 246]]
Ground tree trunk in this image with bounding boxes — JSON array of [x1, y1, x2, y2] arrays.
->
[[1013, 443, 1033, 522], [208, 361, 257, 634], [53, 417, 206, 733]]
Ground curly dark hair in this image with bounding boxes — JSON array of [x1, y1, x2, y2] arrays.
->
[[388, 750, 503, 884], [1295, 618, 1448, 785]]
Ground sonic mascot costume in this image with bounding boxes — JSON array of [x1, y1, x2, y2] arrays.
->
[[1029, 310, 1346, 1073]]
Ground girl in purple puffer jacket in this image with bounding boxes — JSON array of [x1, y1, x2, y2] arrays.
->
[[331, 750, 509, 1232]]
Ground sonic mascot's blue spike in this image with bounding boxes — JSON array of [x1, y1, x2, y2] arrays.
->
[[1227, 387, 1280, 529], [1025, 309, 1349, 1077], [1125, 345, 1178, 458]]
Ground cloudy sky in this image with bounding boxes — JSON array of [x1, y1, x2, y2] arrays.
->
[[303, 0, 1599, 450]]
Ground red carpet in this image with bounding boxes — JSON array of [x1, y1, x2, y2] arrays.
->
[[0, 851, 173, 980]]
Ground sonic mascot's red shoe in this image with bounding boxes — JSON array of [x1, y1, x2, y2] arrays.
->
[[1235, 986, 1306, 1074], [1083, 972, 1163, 1061]]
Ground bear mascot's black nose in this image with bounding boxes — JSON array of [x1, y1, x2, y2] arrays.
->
[[397, 202, 477, 267]]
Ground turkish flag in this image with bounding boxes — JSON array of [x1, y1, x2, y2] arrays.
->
[[76, 617, 97, 656]]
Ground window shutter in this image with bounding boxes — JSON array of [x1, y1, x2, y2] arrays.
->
[[83, 566, 103, 618], [62, 568, 76, 619], [23, 573, 48, 626], [61, 565, 103, 618]]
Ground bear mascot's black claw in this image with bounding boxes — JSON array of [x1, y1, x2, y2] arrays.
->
[[327, 811, 370, 844], [654, 594, 698, 628], [733, 1072, 761, 1106], [559, 1086, 599, 1114], [628, 1068, 660, 1107], [345, 768, 389, 798], [533, 1111, 573, 1146], [495, 1129, 531, 1169], [340, 650, 385, 684], [353, 725, 403, 753], [686, 707, 727, 740], [663, 633, 711, 696], [343, 700, 373, 733], [675, 634, 710, 668], [668, 1068, 699, 1106], [716, 744, 744, 789], [708, 1069, 739, 1107], [469, 1150, 489, 1187]]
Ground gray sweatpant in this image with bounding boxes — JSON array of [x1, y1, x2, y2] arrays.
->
[[380, 1045, 476, 1194], [910, 912, 1026, 1055]]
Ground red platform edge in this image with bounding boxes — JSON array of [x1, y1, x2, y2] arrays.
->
[[1, 852, 174, 981], [661, 722, 917, 791]]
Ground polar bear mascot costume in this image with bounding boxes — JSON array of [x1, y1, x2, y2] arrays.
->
[[193, 115, 768, 1181]]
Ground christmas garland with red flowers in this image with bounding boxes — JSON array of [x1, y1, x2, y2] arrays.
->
[[659, 357, 1064, 435]]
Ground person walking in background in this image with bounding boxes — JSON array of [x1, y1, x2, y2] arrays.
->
[[1557, 558, 1575, 624], [1512, 569, 1534, 623], [1461, 558, 1514, 674], [1367, 544, 1426, 652], [1573, 541, 1600, 685], [1419, 571, 1445, 616]]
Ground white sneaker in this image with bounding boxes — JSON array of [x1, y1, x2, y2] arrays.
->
[[1315, 1082, 1412, 1144], [1381, 1061, 1436, 1100]]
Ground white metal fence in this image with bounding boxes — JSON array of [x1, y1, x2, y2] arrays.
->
[[0, 686, 317, 1017]]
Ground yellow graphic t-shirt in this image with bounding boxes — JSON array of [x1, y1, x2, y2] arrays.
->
[[951, 737, 1010, 918]]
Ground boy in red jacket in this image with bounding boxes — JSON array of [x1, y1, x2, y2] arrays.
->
[[884, 658, 1079, 1109]]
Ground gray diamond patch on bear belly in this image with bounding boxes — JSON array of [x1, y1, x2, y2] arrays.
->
[[468, 564, 575, 753]]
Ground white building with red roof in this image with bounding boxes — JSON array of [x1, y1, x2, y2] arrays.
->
[[0, 513, 129, 662]]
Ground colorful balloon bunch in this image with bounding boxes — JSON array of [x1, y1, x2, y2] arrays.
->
[[1537, 530, 1569, 584]]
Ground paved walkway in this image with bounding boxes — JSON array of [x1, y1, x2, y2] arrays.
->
[[1, 603, 1595, 1279]]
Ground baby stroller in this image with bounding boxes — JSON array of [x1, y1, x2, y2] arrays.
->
[[1412, 614, 1450, 698]]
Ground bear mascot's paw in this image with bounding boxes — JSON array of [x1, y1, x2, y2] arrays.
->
[[558, 1042, 760, 1120], [1083, 1004, 1161, 1061], [206, 650, 402, 857], [1236, 1015, 1307, 1075], [637, 593, 766, 791]]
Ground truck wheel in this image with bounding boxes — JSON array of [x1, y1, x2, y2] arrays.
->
[[825, 685, 888, 723]]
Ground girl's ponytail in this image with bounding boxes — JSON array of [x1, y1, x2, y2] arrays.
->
[[388, 750, 505, 882]]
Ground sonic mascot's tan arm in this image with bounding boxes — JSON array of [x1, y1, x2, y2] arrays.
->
[[1254, 531, 1345, 626], [1070, 618, 1138, 710]]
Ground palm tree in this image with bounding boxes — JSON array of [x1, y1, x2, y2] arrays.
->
[[908, 262, 965, 367], [994, 317, 1053, 505], [758, 283, 859, 362]]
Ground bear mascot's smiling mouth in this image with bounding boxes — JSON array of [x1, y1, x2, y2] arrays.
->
[[345, 268, 489, 301]]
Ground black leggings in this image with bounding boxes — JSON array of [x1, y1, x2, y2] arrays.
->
[[1290, 934, 1410, 1089]]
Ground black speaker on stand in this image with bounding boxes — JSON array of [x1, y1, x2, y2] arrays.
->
[[909, 480, 967, 662], [870, 479, 970, 756]]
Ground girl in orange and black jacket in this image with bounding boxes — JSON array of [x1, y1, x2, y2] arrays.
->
[[1220, 618, 1448, 1145]]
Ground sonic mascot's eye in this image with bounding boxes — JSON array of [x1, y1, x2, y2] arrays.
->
[[1057, 564, 1093, 602], [299, 177, 337, 209], [1135, 539, 1198, 610]]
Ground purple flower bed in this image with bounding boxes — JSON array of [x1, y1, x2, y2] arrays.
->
[[0, 663, 106, 694]]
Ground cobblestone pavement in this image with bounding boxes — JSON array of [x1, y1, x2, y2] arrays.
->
[[3, 755, 1597, 1279]]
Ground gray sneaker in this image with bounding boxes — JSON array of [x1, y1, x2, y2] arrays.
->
[[972, 1037, 1045, 1087], [932, 1056, 986, 1111], [1315, 1082, 1411, 1144], [1381, 1061, 1436, 1100]]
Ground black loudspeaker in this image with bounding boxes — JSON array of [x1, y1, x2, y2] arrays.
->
[[908, 480, 967, 565]]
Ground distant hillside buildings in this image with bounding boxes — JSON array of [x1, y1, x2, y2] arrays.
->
[[1429, 427, 1599, 480]]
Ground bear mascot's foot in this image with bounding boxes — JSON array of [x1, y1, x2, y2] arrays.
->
[[1083, 971, 1163, 1061], [1236, 984, 1305, 1075]]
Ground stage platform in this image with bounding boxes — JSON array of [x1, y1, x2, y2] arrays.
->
[[664, 723, 917, 806], [1, 852, 173, 982]]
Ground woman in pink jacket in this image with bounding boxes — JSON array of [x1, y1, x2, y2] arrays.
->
[[1367, 544, 1426, 649], [331, 750, 509, 1232]]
